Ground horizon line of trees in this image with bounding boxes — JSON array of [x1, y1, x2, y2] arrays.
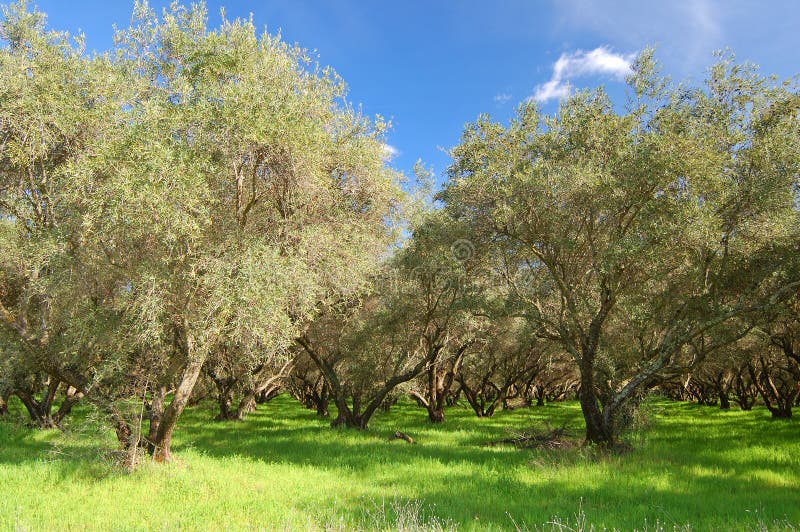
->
[[1, 1, 798, 464]]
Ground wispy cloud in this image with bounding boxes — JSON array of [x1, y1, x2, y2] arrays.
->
[[550, 0, 726, 73], [381, 143, 399, 162], [683, 0, 722, 60], [687, 0, 721, 37], [532, 46, 636, 102], [494, 92, 512, 105]]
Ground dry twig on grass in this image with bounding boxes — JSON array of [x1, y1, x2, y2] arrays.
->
[[484, 425, 575, 450]]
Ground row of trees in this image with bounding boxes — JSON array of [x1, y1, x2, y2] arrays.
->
[[1, 1, 798, 460]]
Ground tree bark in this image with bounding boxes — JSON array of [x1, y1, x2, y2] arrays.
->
[[15, 378, 59, 428], [769, 405, 793, 418], [233, 358, 294, 419], [535, 386, 546, 407], [578, 351, 614, 446], [53, 387, 82, 425], [314, 382, 330, 417], [410, 388, 445, 423], [146, 386, 166, 454], [152, 348, 206, 462], [428, 408, 444, 423], [215, 388, 235, 421], [235, 393, 256, 418], [426, 364, 445, 423], [415, 344, 467, 424], [719, 393, 730, 410], [206, 365, 238, 421], [749, 359, 797, 420], [0, 390, 9, 416], [111, 407, 136, 451]]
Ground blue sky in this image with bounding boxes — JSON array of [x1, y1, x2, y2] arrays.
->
[[29, 0, 800, 184]]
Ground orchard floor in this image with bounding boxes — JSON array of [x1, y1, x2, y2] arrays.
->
[[0, 396, 798, 531]]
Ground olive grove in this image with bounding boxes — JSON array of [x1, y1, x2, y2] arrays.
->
[[1, 2, 799, 460]]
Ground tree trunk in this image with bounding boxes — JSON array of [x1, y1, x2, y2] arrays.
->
[[330, 384, 397, 430], [111, 408, 136, 451], [0, 390, 9, 416], [426, 365, 446, 423], [215, 388, 235, 421], [330, 398, 368, 429], [146, 386, 166, 454], [15, 379, 59, 429], [109, 407, 144, 471], [330, 395, 355, 427], [445, 386, 461, 407], [315, 384, 330, 417], [428, 408, 444, 423], [578, 355, 614, 446], [460, 384, 485, 418], [410, 390, 444, 423], [53, 387, 82, 425], [152, 352, 205, 463], [579, 390, 613, 445], [535, 387, 545, 407], [235, 393, 256, 419], [719, 393, 730, 410], [297, 335, 436, 430], [749, 360, 798, 421], [206, 366, 239, 422], [768, 404, 793, 418]]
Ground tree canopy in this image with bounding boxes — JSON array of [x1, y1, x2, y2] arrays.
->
[[1, 2, 799, 459]]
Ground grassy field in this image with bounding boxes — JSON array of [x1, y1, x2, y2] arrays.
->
[[0, 395, 798, 531]]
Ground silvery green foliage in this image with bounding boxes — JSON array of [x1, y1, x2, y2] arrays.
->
[[441, 49, 800, 442], [0, 1, 403, 439]]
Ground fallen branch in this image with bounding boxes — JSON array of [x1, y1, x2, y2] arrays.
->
[[484, 425, 575, 450], [388, 431, 416, 444]]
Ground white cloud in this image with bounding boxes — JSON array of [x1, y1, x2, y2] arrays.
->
[[381, 143, 399, 162], [494, 92, 512, 105], [532, 46, 636, 103], [532, 79, 571, 103], [550, 1, 727, 73]]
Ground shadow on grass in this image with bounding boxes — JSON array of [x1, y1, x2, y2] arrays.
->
[[1, 394, 798, 529], [163, 396, 799, 528], [0, 397, 122, 481]]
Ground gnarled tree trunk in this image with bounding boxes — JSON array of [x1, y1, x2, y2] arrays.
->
[[298, 335, 438, 430], [578, 365, 615, 446], [534, 386, 546, 406], [411, 346, 467, 423], [146, 386, 167, 454], [15, 378, 60, 428], [749, 358, 798, 419], [52, 386, 82, 425], [152, 348, 206, 462]]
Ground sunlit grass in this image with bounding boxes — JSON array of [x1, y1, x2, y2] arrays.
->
[[1, 396, 798, 530]]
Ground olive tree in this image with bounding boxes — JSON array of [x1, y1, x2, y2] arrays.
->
[[0, 1, 122, 426], [35, 1, 403, 460], [0, 0, 400, 456], [441, 51, 799, 445], [298, 211, 480, 428]]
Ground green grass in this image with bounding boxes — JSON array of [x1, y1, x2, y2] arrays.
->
[[1, 395, 798, 530]]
